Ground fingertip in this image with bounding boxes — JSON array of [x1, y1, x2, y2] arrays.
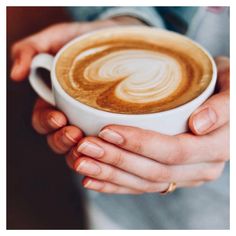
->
[[82, 177, 92, 187], [189, 107, 217, 135], [63, 125, 84, 143], [66, 150, 80, 170], [33, 109, 67, 134], [10, 44, 36, 81], [47, 110, 67, 129], [10, 61, 28, 81]]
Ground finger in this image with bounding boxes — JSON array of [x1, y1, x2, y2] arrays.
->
[[82, 177, 143, 194], [66, 148, 83, 169], [11, 42, 37, 81], [74, 156, 170, 193], [32, 98, 67, 134], [189, 56, 229, 135], [98, 125, 181, 164], [98, 121, 229, 165], [47, 126, 83, 154], [82, 178, 204, 194], [10, 23, 81, 81], [74, 137, 226, 182], [73, 156, 221, 192]]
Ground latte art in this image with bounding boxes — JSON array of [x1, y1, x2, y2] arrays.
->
[[83, 49, 181, 103], [56, 27, 212, 114]]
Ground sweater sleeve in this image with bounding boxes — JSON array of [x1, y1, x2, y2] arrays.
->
[[98, 7, 164, 28]]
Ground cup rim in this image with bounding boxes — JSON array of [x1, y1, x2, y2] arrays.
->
[[51, 26, 217, 119]]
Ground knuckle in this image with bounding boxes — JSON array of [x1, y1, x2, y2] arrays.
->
[[110, 150, 124, 167], [165, 150, 185, 165], [146, 165, 171, 182], [165, 138, 187, 165], [159, 167, 172, 182], [131, 138, 143, 154], [145, 170, 159, 182], [105, 168, 117, 182]]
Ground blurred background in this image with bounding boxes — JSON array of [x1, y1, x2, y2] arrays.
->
[[7, 7, 87, 229]]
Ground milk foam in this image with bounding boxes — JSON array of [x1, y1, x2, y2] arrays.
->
[[71, 48, 182, 103]]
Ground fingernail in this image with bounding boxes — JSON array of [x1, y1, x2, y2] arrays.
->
[[84, 179, 92, 188], [99, 129, 124, 145], [77, 141, 104, 158], [49, 116, 64, 128], [64, 128, 82, 143], [193, 107, 217, 133], [64, 132, 77, 143], [76, 161, 101, 175]]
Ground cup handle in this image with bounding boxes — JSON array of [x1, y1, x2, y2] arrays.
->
[[29, 53, 56, 106]]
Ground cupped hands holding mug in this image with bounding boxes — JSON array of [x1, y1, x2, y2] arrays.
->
[[11, 18, 230, 194]]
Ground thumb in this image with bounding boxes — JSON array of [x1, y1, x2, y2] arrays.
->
[[189, 56, 229, 135]]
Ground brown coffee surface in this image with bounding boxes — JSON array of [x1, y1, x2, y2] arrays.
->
[[56, 27, 213, 114]]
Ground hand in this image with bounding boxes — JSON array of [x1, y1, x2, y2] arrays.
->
[[10, 17, 144, 81], [11, 17, 145, 154], [31, 97, 83, 154], [66, 57, 229, 194]]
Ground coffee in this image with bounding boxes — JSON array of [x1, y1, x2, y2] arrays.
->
[[56, 27, 212, 114]]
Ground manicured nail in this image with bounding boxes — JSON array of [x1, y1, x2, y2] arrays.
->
[[99, 129, 124, 145], [193, 107, 217, 133], [64, 132, 78, 143], [49, 116, 64, 128], [76, 161, 101, 175], [64, 128, 82, 143], [84, 179, 93, 188], [77, 141, 104, 158]]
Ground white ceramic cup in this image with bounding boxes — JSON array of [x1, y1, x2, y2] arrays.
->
[[29, 27, 217, 136]]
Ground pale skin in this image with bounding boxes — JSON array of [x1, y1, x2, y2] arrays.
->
[[11, 17, 230, 194]]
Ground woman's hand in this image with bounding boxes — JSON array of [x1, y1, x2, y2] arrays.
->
[[66, 57, 229, 194], [10, 17, 144, 81], [10, 17, 145, 155]]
